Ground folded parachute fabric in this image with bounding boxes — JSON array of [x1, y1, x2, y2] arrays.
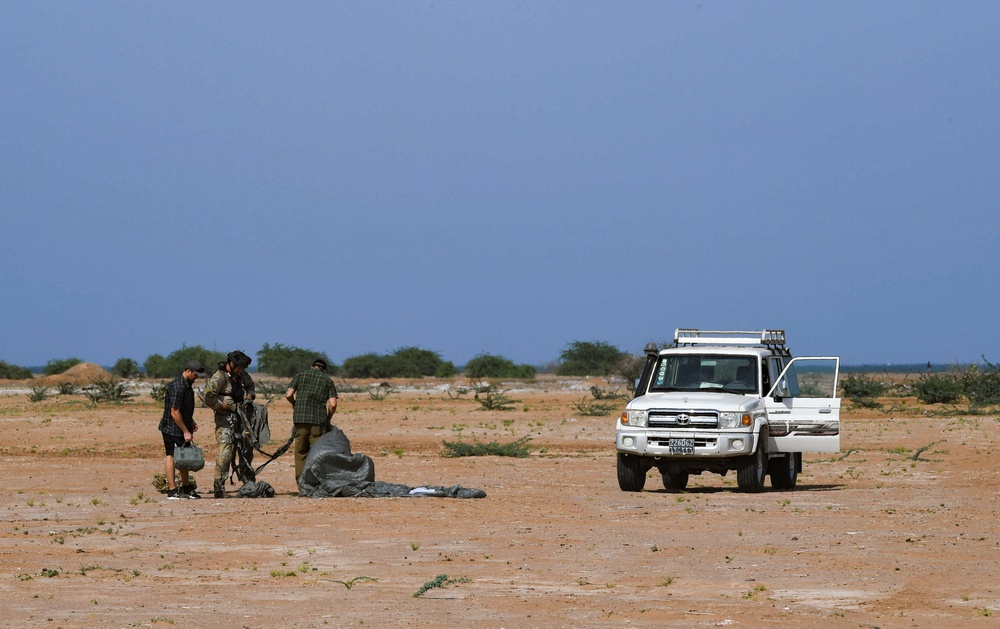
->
[[298, 428, 486, 499], [237, 480, 276, 498]]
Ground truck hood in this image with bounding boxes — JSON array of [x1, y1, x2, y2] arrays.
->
[[627, 391, 761, 412]]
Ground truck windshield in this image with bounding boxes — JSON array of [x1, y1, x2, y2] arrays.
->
[[648, 355, 758, 394]]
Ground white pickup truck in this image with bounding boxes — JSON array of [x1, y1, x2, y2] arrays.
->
[[616, 329, 840, 493]]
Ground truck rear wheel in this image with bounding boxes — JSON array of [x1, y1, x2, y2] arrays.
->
[[661, 471, 689, 491], [770, 452, 799, 490], [617, 453, 646, 492], [736, 436, 767, 493]]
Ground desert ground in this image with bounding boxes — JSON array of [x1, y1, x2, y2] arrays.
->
[[1, 367, 999, 628]]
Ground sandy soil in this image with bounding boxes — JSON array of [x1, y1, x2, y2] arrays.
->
[[1, 375, 999, 628]]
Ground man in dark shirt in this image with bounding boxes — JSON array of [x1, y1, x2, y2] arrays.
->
[[158, 360, 206, 499], [285, 358, 339, 486]]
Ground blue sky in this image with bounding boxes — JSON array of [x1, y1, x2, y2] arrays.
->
[[2, 2, 998, 369]]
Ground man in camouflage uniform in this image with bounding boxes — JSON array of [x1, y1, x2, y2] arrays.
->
[[204, 350, 256, 498], [285, 358, 339, 486]]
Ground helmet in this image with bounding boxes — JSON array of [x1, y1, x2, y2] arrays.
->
[[227, 350, 252, 369]]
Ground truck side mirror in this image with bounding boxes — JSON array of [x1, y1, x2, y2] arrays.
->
[[772, 380, 790, 401]]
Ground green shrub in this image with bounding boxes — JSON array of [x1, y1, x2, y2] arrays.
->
[[556, 341, 626, 376], [112, 357, 141, 378], [574, 397, 619, 416], [144, 346, 226, 379], [341, 353, 387, 379], [84, 379, 136, 405], [574, 385, 623, 416], [472, 381, 518, 411], [143, 354, 167, 379], [850, 397, 884, 410], [389, 347, 456, 378], [0, 360, 33, 379], [28, 386, 51, 403], [463, 353, 536, 379], [589, 385, 625, 400], [441, 436, 532, 458], [840, 373, 888, 405], [914, 372, 963, 404], [341, 347, 455, 379], [57, 382, 78, 395], [433, 361, 458, 378], [963, 359, 1000, 406], [43, 357, 82, 376], [380, 353, 423, 378], [150, 381, 168, 402], [257, 343, 336, 378], [413, 574, 470, 597]]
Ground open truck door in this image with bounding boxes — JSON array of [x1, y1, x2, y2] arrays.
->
[[765, 357, 840, 453]]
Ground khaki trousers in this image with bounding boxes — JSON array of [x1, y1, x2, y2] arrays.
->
[[293, 423, 329, 485]]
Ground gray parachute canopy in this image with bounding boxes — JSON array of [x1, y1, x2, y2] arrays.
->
[[297, 427, 486, 499]]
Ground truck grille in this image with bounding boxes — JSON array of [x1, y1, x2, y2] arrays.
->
[[648, 410, 719, 429]]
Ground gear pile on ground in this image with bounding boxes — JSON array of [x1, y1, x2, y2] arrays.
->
[[237, 480, 276, 498], [297, 427, 486, 499]]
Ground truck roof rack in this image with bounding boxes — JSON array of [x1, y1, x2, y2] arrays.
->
[[673, 329, 787, 349]]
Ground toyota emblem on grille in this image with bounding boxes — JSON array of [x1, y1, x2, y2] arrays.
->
[[676, 413, 690, 425]]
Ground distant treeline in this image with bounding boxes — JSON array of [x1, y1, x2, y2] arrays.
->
[[5, 357, 988, 379], [6, 356, 988, 379], [3, 340, 636, 380], [13, 362, 981, 376], [841, 363, 980, 374]]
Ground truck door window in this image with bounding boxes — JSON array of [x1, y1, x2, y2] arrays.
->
[[769, 358, 789, 397]]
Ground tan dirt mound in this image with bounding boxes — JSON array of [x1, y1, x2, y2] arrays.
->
[[35, 362, 114, 386]]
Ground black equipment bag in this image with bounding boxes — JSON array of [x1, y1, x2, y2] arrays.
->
[[174, 442, 206, 472]]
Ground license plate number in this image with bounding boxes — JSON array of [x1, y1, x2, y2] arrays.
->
[[668, 438, 694, 454]]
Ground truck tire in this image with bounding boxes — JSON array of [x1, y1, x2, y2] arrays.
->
[[770, 452, 799, 490], [736, 436, 767, 493], [617, 453, 646, 492], [661, 471, 689, 491]]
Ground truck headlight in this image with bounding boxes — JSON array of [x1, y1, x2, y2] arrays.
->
[[720, 412, 752, 429], [621, 410, 647, 427]]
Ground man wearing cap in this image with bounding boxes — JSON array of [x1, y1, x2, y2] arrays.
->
[[285, 358, 339, 487], [158, 360, 206, 499], [204, 350, 256, 498]]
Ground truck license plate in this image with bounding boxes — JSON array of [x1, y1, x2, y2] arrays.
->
[[668, 438, 695, 454]]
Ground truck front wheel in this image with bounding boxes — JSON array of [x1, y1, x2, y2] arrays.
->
[[736, 437, 767, 493], [617, 453, 647, 492]]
